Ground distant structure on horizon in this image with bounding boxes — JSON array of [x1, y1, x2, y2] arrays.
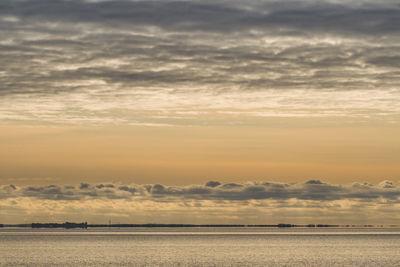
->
[[31, 222, 88, 229], [1, 222, 391, 228]]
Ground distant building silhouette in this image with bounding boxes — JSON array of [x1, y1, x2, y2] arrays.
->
[[31, 222, 87, 229]]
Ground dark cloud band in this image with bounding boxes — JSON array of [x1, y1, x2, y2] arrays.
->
[[1, 0, 399, 124], [1, 180, 399, 202]]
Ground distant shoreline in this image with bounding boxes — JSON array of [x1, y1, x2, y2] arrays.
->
[[1, 222, 399, 229]]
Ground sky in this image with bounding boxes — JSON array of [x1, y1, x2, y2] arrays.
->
[[0, 0, 400, 224]]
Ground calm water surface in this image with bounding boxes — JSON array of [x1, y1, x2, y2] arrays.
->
[[1, 227, 400, 266]]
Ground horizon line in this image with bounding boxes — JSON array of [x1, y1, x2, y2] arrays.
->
[[2, 222, 400, 229]]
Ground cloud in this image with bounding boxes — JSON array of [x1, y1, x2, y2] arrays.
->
[[0, 0, 399, 124], [2, 180, 400, 202], [1, 0, 399, 36], [79, 183, 90, 189], [305, 180, 324, 184], [2, 180, 400, 224], [205, 181, 221, 187]]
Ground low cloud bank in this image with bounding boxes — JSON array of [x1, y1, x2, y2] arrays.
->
[[2, 180, 400, 224], [1, 180, 399, 202]]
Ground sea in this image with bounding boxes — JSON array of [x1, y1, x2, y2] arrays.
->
[[1, 227, 400, 266]]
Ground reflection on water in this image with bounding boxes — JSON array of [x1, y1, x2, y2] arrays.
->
[[1, 228, 400, 266]]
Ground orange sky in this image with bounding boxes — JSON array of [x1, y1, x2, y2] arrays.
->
[[1, 121, 399, 186]]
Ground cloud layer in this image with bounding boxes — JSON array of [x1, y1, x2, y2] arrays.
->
[[1, 0, 399, 125], [2, 180, 400, 224], [2, 180, 399, 201]]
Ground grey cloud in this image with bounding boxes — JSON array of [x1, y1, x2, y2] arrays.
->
[[96, 184, 115, 189], [1, 0, 399, 124], [22, 185, 81, 200], [1, 1, 399, 83], [64, 185, 75, 189], [17, 184, 132, 200], [367, 56, 400, 68], [205, 181, 221, 187], [220, 183, 243, 189], [118, 186, 137, 194], [305, 179, 324, 185], [379, 180, 395, 189], [1, 180, 400, 202], [1, 0, 399, 35], [7, 184, 16, 190], [79, 183, 90, 189], [149, 184, 212, 198]]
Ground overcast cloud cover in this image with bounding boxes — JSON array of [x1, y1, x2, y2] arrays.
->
[[2, 180, 400, 224], [1, 0, 400, 125]]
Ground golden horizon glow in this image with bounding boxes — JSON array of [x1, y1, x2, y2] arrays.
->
[[1, 122, 399, 186]]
